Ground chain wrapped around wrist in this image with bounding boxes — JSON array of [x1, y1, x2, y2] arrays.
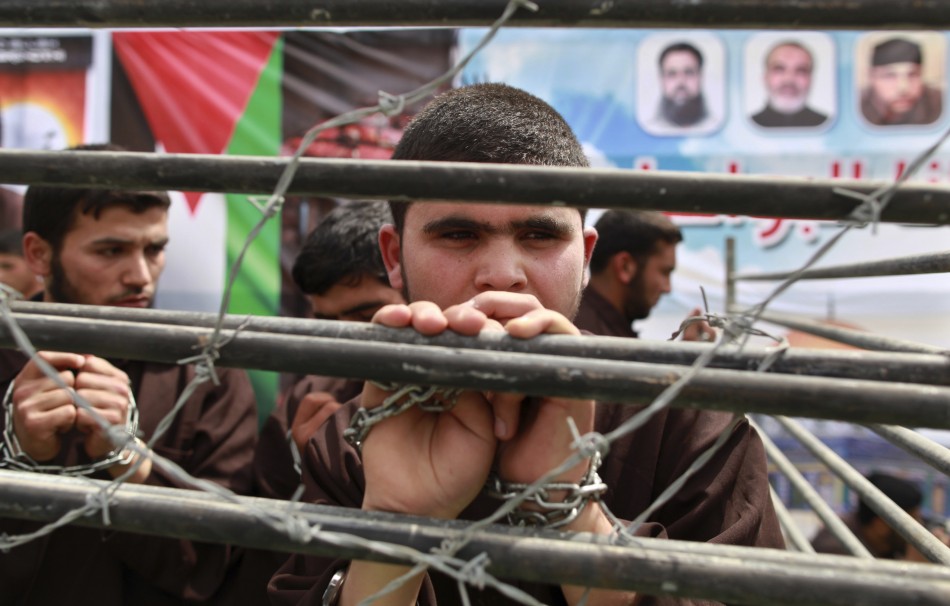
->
[[485, 451, 607, 529], [344, 382, 464, 450], [0, 379, 140, 475]]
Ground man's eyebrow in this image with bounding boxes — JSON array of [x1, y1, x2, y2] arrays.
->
[[422, 214, 575, 236], [512, 215, 576, 235], [422, 216, 498, 235]]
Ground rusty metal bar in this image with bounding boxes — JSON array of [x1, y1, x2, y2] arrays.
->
[[2, 0, 950, 29], [11, 302, 950, 386], [1, 470, 949, 605], [754, 310, 947, 355], [735, 250, 950, 282], [1, 149, 949, 224], [2, 312, 950, 428]]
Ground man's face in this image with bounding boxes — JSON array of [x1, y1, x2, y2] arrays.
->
[[380, 203, 597, 319], [623, 240, 676, 322], [42, 206, 168, 307], [765, 45, 814, 113], [308, 275, 404, 322], [0, 253, 39, 298], [660, 51, 702, 106], [869, 62, 924, 116]]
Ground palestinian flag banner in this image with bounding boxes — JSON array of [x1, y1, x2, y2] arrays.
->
[[111, 30, 453, 421]]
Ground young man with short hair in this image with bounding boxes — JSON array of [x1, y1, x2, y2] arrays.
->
[[270, 84, 783, 605], [0, 145, 258, 605]]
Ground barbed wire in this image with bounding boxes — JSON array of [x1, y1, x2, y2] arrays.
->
[[1, 1, 949, 603]]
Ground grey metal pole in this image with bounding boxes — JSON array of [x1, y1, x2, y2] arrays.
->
[[776, 416, 950, 565], [1, 470, 949, 605], [3, 0, 950, 29], [866, 424, 950, 477], [735, 250, 950, 281], [11, 302, 950, 386], [2, 312, 950, 428], [0, 150, 948, 224], [769, 487, 816, 554], [751, 419, 873, 559], [756, 310, 947, 355]]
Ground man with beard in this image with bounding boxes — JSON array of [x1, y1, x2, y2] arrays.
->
[[0, 144, 258, 605], [652, 42, 712, 131], [575, 209, 713, 341], [861, 37, 943, 126], [752, 41, 828, 128]]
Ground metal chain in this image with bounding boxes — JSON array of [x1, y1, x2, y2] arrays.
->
[[343, 382, 465, 450], [0, 379, 140, 475], [484, 451, 606, 529]]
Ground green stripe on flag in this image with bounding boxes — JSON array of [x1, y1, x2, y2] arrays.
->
[[225, 36, 284, 427]]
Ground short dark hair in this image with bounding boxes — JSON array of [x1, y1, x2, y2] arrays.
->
[[0, 229, 24, 256], [388, 83, 589, 233], [857, 472, 922, 526], [292, 201, 392, 295], [23, 143, 171, 252], [589, 210, 683, 274], [659, 42, 703, 70]]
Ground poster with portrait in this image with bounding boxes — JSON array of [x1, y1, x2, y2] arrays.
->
[[459, 28, 950, 350], [855, 31, 945, 129], [636, 32, 726, 137], [744, 32, 836, 131]]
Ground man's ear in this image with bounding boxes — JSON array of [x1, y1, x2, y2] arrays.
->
[[378, 224, 404, 291], [611, 251, 638, 285], [581, 226, 598, 288], [21, 232, 52, 277]]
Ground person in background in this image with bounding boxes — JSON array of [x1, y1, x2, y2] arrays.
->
[[811, 471, 948, 560], [223, 201, 405, 604], [575, 209, 714, 342], [0, 228, 43, 299], [0, 143, 258, 605]]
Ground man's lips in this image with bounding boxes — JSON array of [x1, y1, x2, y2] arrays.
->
[[113, 295, 150, 307]]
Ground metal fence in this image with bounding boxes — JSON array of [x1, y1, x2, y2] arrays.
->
[[0, 1, 949, 604]]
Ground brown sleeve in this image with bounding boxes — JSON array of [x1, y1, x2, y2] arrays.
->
[[268, 399, 441, 605], [103, 365, 259, 601]]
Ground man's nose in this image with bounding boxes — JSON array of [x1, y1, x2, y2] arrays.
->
[[123, 253, 151, 288], [473, 243, 527, 293]]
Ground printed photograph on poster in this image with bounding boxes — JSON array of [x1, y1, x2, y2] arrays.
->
[[855, 31, 945, 129], [744, 32, 836, 132], [636, 32, 726, 137]]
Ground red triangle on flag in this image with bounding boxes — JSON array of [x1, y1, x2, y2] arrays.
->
[[114, 31, 279, 212]]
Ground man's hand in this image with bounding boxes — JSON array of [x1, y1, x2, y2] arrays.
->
[[72, 355, 133, 461], [11, 351, 86, 461], [290, 392, 342, 455]]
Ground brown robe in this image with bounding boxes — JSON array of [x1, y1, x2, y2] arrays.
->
[[574, 288, 638, 339], [0, 352, 258, 606], [218, 375, 364, 605], [268, 396, 785, 605]]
